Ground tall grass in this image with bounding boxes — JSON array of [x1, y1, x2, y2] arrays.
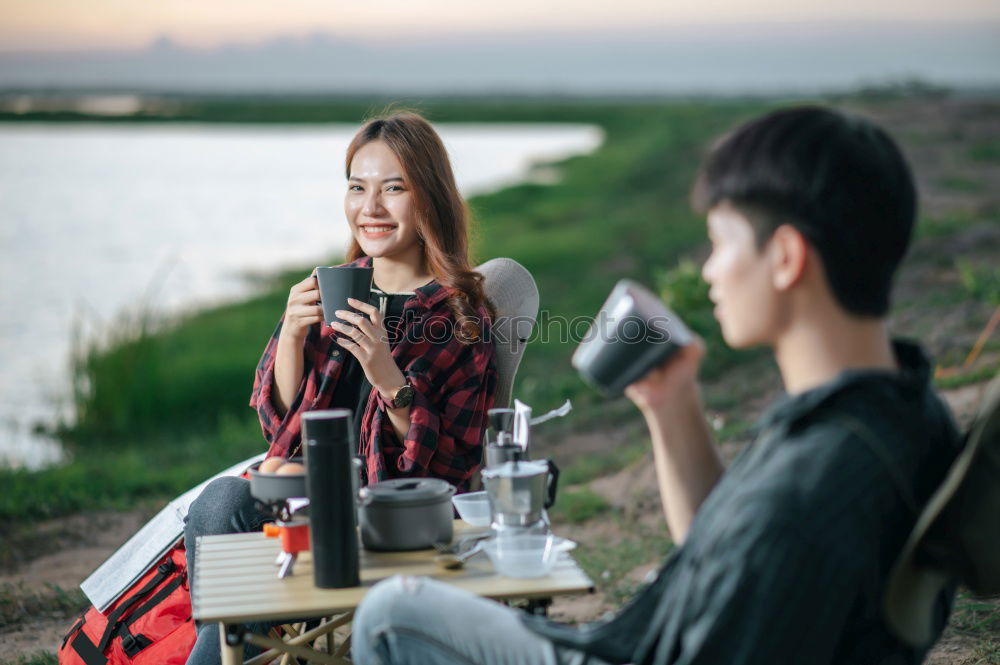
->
[[59, 273, 294, 447]]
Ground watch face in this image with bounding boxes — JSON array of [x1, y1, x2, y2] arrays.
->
[[392, 385, 415, 408]]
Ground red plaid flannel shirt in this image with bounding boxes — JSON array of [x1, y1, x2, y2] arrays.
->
[[249, 256, 497, 491]]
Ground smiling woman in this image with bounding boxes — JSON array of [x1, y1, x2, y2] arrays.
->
[[259, 112, 499, 482], [183, 112, 501, 663]]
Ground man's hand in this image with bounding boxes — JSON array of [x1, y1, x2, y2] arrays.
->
[[625, 336, 706, 414], [623, 335, 721, 544]]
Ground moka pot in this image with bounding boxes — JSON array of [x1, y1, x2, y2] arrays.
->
[[482, 457, 560, 535]]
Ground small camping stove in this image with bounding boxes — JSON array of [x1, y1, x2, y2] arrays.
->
[[263, 517, 311, 578], [248, 458, 310, 578]]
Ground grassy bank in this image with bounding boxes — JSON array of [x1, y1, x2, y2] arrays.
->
[[2, 98, 776, 521]]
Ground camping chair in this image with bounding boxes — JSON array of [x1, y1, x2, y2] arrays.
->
[[462, 258, 539, 492], [884, 372, 1000, 646], [476, 257, 540, 409]]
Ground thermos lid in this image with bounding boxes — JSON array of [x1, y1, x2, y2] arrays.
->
[[482, 459, 549, 480], [302, 409, 353, 442], [359, 478, 456, 505]]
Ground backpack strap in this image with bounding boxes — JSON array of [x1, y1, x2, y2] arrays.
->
[[96, 559, 176, 652], [116, 572, 189, 657], [70, 630, 108, 665], [124, 570, 187, 629], [61, 614, 86, 649], [117, 623, 155, 659]]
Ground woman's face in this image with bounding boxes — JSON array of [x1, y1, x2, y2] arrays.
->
[[345, 140, 423, 264]]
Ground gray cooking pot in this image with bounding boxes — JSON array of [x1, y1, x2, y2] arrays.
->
[[358, 478, 456, 551]]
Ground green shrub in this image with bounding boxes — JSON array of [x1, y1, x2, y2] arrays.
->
[[968, 140, 1000, 163], [657, 260, 762, 379], [957, 259, 1000, 305]]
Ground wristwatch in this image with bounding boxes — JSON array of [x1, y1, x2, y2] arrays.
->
[[387, 381, 415, 409]]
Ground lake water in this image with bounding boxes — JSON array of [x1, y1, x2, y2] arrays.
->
[[0, 122, 602, 469]]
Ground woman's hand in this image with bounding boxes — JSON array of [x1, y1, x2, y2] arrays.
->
[[624, 336, 705, 416], [279, 272, 324, 342], [332, 298, 406, 400], [272, 271, 323, 416]]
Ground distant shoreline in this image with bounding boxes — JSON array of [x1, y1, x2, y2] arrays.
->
[[3, 84, 1000, 125]]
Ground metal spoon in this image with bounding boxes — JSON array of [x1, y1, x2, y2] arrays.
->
[[434, 542, 485, 570]]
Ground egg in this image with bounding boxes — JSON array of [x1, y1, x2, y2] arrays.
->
[[276, 462, 306, 475], [258, 457, 286, 473]]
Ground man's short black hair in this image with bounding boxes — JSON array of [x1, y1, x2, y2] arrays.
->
[[692, 106, 916, 317]]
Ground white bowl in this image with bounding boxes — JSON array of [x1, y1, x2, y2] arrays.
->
[[452, 491, 492, 527], [481, 535, 577, 578]]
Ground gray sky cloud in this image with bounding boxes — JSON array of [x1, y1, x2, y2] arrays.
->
[[1, 21, 997, 94]]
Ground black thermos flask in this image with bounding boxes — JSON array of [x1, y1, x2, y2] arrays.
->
[[302, 409, 360, 589]]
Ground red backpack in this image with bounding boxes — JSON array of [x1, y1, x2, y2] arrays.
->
[[58, 541, 195, 665]]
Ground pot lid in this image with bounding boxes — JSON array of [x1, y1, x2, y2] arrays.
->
[[359, 478, 455, 504], [482, 459, 549, 480]]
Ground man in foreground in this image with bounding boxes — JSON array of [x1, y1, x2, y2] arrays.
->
[[350, 106, 962, 664]]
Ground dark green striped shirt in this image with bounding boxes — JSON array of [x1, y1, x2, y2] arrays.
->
[[528, 340, 961, 665]]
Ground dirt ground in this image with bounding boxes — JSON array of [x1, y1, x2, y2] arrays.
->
[[0, 508, 158, 658], [3, 96, 999, 662]]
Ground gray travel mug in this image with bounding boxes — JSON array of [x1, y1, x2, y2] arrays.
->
[[571, 279, 693, 397]]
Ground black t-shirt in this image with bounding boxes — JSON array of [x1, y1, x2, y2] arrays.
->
[[328, 286, 415, 452]]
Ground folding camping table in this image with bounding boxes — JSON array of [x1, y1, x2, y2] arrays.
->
[[192, 522, 594, 664]]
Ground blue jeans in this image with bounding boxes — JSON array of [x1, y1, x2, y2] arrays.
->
[[184, 476, 274, 665], [352, 575, 611, 665]]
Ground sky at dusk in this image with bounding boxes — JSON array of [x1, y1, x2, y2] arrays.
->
[[2, 0, 999, 52], [1, 1, 997, 93]]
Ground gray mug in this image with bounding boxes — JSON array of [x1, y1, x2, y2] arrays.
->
[[571, 279, 692, 397], [316, 266, 373, 326]]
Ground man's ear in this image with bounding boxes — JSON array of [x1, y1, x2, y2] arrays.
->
[[768, 224, 809, 291]]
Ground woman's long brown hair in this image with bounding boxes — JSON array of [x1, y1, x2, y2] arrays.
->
[[345, 111, 496, 343]]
